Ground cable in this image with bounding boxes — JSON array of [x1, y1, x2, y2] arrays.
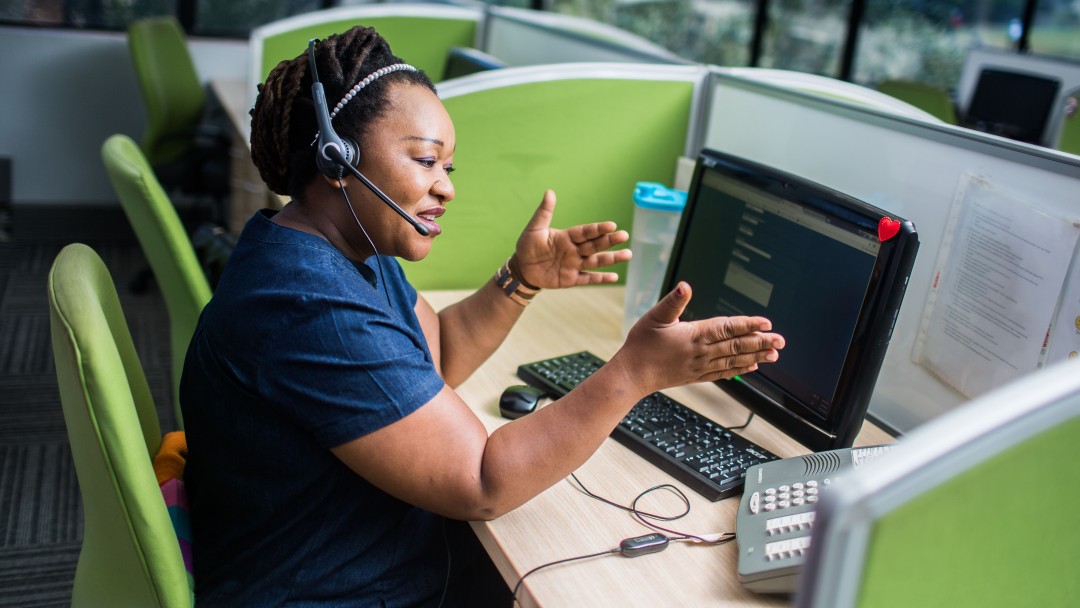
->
[[339, 181, 392, 308], [569, 473, 736, 545], [512, 548, 620, 606], [727, 412, 755, 431]]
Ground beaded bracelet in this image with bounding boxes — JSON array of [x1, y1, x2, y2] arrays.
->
[[494, 257, 540, 307]]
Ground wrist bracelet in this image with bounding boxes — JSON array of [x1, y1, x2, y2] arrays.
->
[[494, 257, 540, 307]]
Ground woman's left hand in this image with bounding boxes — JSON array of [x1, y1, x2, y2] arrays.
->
[[510, 189, 632, 289]]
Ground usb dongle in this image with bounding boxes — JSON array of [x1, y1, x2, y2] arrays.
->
[[619, 533, 669, 557]]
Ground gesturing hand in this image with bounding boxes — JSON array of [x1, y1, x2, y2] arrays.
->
[[612, 282, 786, 396], [510, 190, 632, 290]]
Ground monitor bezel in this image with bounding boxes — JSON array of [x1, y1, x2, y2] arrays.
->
[[661, 149, 919, 452], [963, 67, 1061, 144]]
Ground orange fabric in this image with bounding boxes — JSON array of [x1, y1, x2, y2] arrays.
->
[[153, 431, 187, 486]]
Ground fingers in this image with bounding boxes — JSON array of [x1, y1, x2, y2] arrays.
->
[[648, 282, 692, 326], [524, 189, 557, 233], [573, 227, 630, 256]]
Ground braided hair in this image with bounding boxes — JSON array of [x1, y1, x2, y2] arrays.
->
[[250, 26, 436, 198]]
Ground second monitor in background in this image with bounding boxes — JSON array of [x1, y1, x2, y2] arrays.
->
[[442, 46, 507, 81], [963, 68, 1061, 145], [663, 149, 919, 452]]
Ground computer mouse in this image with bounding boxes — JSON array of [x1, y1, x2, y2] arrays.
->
[[499, 385, 546, 420]]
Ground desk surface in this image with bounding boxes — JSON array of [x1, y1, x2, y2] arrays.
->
[[422, 285, 893, 608]]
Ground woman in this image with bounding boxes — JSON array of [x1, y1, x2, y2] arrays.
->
[[181, 25, 784, 606]]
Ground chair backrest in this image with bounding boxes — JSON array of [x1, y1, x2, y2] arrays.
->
[[1058, 90, 1080, 155], [248, 4, 482, 102], [48, 243, 192, 607], [875, 79, 957, 124], [102, 134, 212, 428], [415, 63, 705, 289], [797, 359, 1080, 607], [128, 16, 206, 168]]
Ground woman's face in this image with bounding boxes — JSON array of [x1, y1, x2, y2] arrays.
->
[[344, 82, 456, 262]]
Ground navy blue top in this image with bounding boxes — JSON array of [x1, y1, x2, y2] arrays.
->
[[181, 210, 450, 606]]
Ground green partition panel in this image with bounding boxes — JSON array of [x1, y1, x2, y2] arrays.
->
[[1060, 93, 1080, 156], [856, 415, 1080, 606], [259, 17, 477, 85], [875, 79, 957, 124], [408, 76, 695, 289]]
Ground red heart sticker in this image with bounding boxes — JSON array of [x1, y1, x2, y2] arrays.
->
[[878, 217, 900, 242]]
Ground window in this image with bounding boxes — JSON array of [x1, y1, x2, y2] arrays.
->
[[760, 0, 849, 76]]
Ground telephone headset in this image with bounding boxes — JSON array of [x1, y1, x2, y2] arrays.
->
[[307, 39, 430, 237]]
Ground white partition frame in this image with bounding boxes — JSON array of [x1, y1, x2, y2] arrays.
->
[[482, 5, 691, 68], [702, 67, 1080, 432], [247, 4, 483, 105]]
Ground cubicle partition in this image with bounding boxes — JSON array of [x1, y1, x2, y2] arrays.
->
[[248, 3, 483, 105], [481, 6, 690, 67], [703, 67, 1080, 432], [424, 64, 707, 290]]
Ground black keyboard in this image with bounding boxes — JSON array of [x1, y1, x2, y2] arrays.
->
[[517, 351, 779, 501]]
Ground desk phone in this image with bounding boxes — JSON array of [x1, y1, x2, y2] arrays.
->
[[735, 444, 894, 593]]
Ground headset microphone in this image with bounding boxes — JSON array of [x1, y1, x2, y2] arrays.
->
[[307, 40, 430, 237]]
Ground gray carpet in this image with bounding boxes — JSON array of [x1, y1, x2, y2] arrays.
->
[[0, 207, 176, 606]]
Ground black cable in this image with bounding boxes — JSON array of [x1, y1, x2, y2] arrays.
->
[[339, 181, 392, 308], [570, 473, 736, 545], [727, 412, 755, 431], [511, 548, 620, 606]]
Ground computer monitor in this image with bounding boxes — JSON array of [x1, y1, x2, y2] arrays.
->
[[661, 149, 919, 452], [963, 68, 1061, 144], [441, 46, 507, 81]]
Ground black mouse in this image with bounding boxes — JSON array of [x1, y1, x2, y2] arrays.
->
[[499, 385, 546, 419]]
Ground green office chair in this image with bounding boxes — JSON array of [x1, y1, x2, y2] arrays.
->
[[1058, 92, 1080, 156], [127, 16, 228, 217], [48, 243, 193, 607], [102, 134, 213, 429], [876, 79, 958, 124], [797, 359, 1080, 607]]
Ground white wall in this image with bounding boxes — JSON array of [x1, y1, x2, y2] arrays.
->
[[0, 26, 247, 206]]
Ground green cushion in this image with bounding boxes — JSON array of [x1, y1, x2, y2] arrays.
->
[[48, 243, 192, 607], [128, 16, 206, 167], [259, 17, 477, 85], [408, 75, 694, 289], [102, 134, 212, 428]]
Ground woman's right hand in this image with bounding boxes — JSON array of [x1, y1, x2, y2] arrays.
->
[[610, 281, 785, 397]]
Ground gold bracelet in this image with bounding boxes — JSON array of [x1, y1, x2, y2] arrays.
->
[[494, 257, 540, 307]]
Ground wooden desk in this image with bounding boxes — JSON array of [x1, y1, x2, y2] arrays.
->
[[421, 285, 893, 608], [209, 78, 286, 234]]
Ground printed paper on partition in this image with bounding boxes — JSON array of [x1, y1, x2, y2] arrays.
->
[[912, 174, 1080, 398]]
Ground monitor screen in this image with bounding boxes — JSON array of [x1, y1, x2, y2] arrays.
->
[[964, 68, 1061, 144], [662, 149, 919, 451], [442, 47, 507, 81]]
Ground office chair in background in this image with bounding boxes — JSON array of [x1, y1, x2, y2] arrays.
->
[[102, 134, 213, 429], [127, 16, 229, 228], [48, 243, 193, 607], [875, 79, 958, 124], [797, 359, 1080, 607]]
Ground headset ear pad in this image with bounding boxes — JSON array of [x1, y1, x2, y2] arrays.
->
[[315, 135, 361, 179], [339, 136, 361, 170]]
